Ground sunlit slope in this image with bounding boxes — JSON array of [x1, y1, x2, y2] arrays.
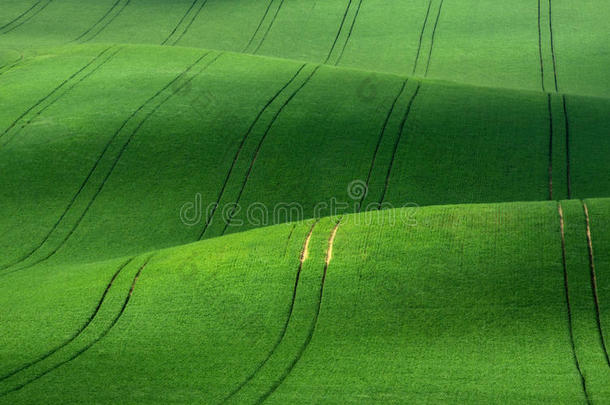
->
[[0, 0, 608, 97], [1, 199, 609, 403], [1, 44, 609, 269]]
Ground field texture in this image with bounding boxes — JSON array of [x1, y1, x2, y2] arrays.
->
[[0, 0, 609, 403]]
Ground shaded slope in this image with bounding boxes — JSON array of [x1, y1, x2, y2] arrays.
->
[[1, 45, 609, 270]]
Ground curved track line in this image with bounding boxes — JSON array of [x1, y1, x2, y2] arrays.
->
[[0, 1, 42, 31], [72, 0, 122, 42], [162, 0, 198, 45], [412, 0, 432, 75], [0, 46, 114, 147], [537, 0, 546, 92], [378, 82, 421, 206], [0, 47, 122, 150], [424, 0, 443, 76], [252, 0, 286, 54], [557, 203, 591, 404], [221, 65, 321, 234], [171, 0, 210, 46], [257, 220, 341, 404], [221, 221, 318, 403], [582, 202, 610, 367], [0, 55, 24, 77], [0, 256, 151, 397], [0, 52, 214, 274], [198, 64, 306, 240], [324, 0, 354, 64], [548, 0, 559, 92], [563, 95, 571, 199], [0, 0, 52, 35], [0, 258, 133, 382], [357, 79, 407, 212], [81, 0, 131, 43], [334, 0, 363, 66], [242, 0, 276, 52]]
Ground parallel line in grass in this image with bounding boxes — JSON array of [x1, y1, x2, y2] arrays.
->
[[72, 0, 123, 42], [0, 46, 123, 150], [257, 219, 341, 404], [334, 0, 364, 66], [221, 220, 319, 403], [80, 0, 132, 43], [424, 0, 443, 76], [170, 0, 210, 46], [221, 65, 321, 235], [563, 95, 572, 199], [0, 47, 123, 271], [357, 78, 408, 212], [282, 223, 298, 258], [378, 82, 421, 206], [197, 63, 306, 240], [582, 202, 610, 367], [252, 0, 287, 54], [548, 0, 559, 92], [242, 0, 277, 53], [547, 93, 554, 200], [557, 203, 591, 404], [0, 46, 114, 148], [161, 0, 199, 45], [537, 0, 546, 92], [0, 52, 218, 275], [0, 258, 133, 383], [411, 0, 433, 75], [324, 0, 354, 64], [0, 256, 152, 397], [0, 0, 53, 35], [0, 54, 24, 77], [0, 1, 43, 31]]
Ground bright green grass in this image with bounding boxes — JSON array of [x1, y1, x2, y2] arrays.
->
[[1, 1, 610, 403], [1, 200, 610, 403]]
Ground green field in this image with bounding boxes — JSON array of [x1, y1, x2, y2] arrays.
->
[[1, 0, 609, 403]]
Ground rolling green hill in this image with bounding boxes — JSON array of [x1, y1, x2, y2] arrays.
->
[[1, 0, 609, 403]]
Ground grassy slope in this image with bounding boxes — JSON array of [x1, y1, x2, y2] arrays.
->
[[1, 0, 609, 403], [1, 200, 610, 403]]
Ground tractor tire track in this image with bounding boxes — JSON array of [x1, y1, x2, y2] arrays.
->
[[0, 0, 52, 35], [0, 258, 133, 383], [0, 47, 122, 150], [0, 46, 114, 148], [0, 1, 43, 31], [198, 64, 307, 239], [548, 0, 559, 93], [161, 0, 198, 45], [79, 0, 131, 43], [378, 82, 421, 206], [252, 0, 287, 54], [547, 93, 554, 200], [334, 0, 363, 66], [170, 0, 210, 46], [557, 203, 591, 404], [0, 55, 24, 77], [242, 0, 276, 52], [412, 0, 433, 75], [221, 65, 320, 234], [357, 79, 407, 212], [582, 202, 610, 367], [0, 52, 217, 275], [324, 0, 354, 64], [257, 220, 341, 404], [0, 256, 151, 397], [537, 0, 546, 92], [221, 221, 318, 403], [72, 0, 123, 42], [424, 0, 443, 76]]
